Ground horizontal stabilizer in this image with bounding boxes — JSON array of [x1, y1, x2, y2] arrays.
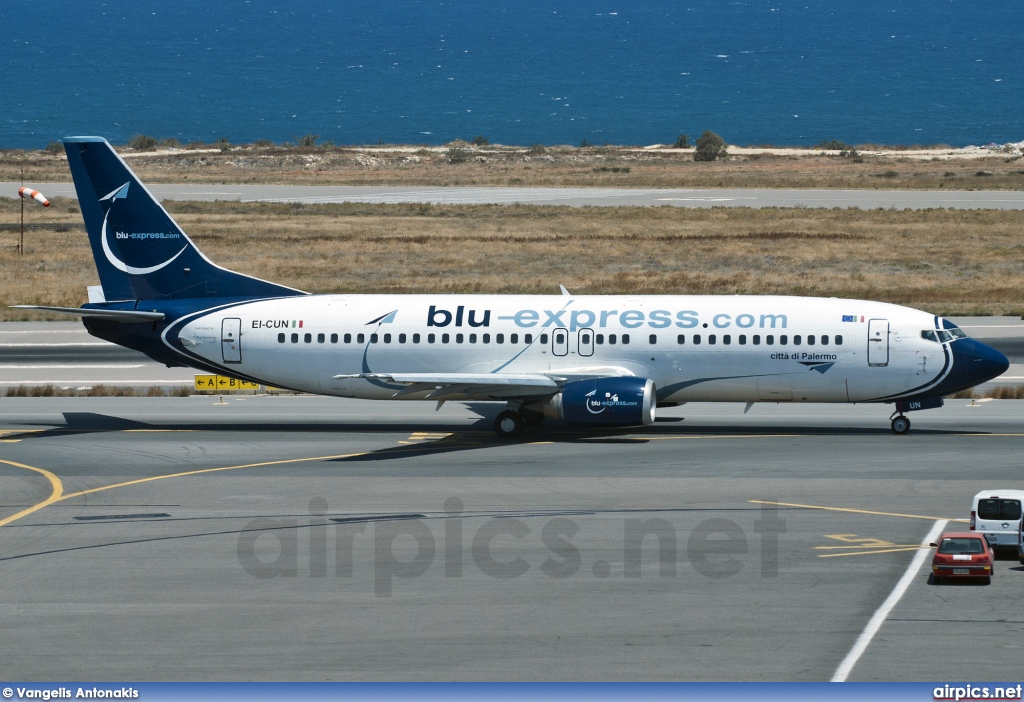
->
[[11, 305, 165, 322]]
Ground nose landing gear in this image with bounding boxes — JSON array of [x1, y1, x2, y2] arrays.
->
[[890, 412, 911, 435]]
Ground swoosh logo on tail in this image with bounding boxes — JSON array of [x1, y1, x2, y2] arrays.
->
[[99, 181, 188, 275]]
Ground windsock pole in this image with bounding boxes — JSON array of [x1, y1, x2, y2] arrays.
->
[[17, 177, 49, 256]]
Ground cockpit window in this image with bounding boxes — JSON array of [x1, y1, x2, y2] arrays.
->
[[923, 327, 967, 343], [940, 319, 969, 339]]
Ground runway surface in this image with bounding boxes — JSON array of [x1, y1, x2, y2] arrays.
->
[[4, 182, 1024, 209], [3, 318, 1021, 389], [1, 396, 1023, 681]]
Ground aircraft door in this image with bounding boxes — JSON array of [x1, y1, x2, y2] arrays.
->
[[222, 317, 242, 363], [867, 318, 889, 367], [578, 328, 594, 357], [552, 327, 569, 356]]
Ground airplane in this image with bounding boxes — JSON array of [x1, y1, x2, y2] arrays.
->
[[15, 137, 1010, 437]]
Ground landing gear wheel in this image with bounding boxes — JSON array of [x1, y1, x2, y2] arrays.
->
[[494, 410, 525, 438], [891, 415, 911, 435]]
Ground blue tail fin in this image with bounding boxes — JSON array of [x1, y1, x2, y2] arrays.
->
[[64, 137, 304, 302]]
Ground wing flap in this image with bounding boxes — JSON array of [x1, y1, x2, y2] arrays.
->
[[335, 372, 560, 387]]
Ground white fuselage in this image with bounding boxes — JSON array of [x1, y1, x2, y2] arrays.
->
[[171, 294, 947, 404]]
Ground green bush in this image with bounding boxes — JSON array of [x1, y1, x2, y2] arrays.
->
[[295, 133, 320, 148], [472, 135, 489, 146], [44, 141, 63, 155], [528, 143, 546, 155], [693, 131, 727, 162], [447, 146, 472, 164], [128, 134, 158, 151], [673, 133, 689, 148]]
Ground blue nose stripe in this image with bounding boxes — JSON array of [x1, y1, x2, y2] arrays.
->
[[952, 339, 1010, 389]]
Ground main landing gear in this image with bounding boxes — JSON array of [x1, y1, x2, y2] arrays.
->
[[493, 405, 545, 438], [890, 413, 911, 435]]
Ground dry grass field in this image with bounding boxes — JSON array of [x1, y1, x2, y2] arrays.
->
[[3, 142, 1024, 190], [2, 196, 1022, 320]]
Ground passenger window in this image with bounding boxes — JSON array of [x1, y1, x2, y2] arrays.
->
[[370, 334, 378, 343], [304, 333, 312, 343], [766, 335, 774, 345], [428, 333, 435, 343], [780, 335, 788, 345], [555, 332, 565, 344], [399, 333, 407, 343], [709, 334, 717, 345], [835, 335, 843, 345], [540, 334, 548, 344], [693, 334, 701, 345], [525, 334, 533, 344], [581, 333, 590, 344], [622, 334, 630, 344], [596, 334, 604, 344], [469, 333, 476, 343], [456, 333, 464, 343], [317, 333, 325, 343], [739, 335, 746, 345], [483, 333, 490, 343], [793, 335, 801, 345], [291, 333, 299, 343], [820, 335, 828, 346], [723, 335, 731, 345], [442, 333, 450, 344], [807, 335, 815, 346], [608, 334, 617, 344], [413, 333, 421, 343], [753, 335, 760, 345], [357, 333, 365, 344], [384, 333, 392, 343], [330, 333, 338, 343], [496, 334, 504, 344], [344, 333, 352, 344], [511, 333, 519, 344], [649, 334, 657, 345], [278, 333, 285, 343], [677, 334, 685, 345]]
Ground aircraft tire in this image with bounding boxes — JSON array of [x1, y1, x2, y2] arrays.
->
[[494, 410, 525, 438], [891, 416, 911, 435]]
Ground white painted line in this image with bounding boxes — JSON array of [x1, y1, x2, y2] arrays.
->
[[0, 364, 148, 369], [0, 379, 193, 385], [0, 342, 114, 347], [831, 518, 947, 682], [0, 330, 92, 335]]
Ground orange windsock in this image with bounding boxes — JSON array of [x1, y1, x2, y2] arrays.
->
[[18, 186, 50, 207]]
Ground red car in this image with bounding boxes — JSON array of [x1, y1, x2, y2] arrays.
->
[[931, 532, 994, 584]]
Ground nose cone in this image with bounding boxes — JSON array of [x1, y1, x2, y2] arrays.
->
[[954, 338, 1010, 386]]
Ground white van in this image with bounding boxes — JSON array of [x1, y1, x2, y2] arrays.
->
[[970, 489, 1024, 549]]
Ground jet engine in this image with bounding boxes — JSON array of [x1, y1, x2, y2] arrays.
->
[[543, 377, 656, 426]]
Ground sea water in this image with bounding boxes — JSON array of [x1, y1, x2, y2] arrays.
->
[[1, 0, 1020, 149]]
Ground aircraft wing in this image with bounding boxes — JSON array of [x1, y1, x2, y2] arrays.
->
[[335, 367, 636, 400], [11, 305, 165, 322]]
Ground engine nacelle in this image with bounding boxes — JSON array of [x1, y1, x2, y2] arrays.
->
[[544, 377, 656, 426]]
